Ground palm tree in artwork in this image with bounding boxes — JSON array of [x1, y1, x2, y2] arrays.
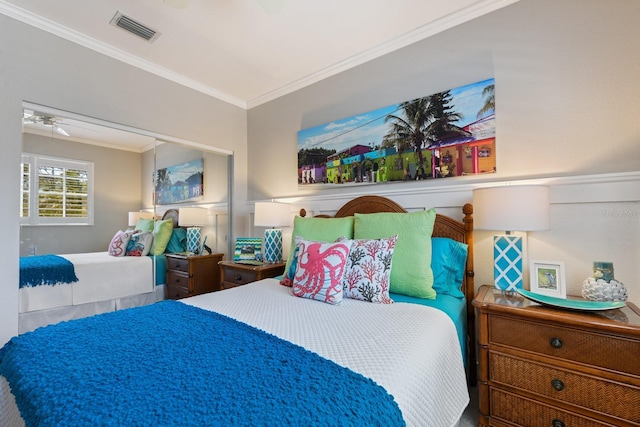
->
[[476, 83, 495, 118], [382, 91, 470, 172], [156, 168, 171, 192]]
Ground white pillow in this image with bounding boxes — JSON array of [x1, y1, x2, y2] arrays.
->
[[108, 230, 133, 257]]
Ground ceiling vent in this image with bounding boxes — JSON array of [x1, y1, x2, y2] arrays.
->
[[110, 11, 160, 42]]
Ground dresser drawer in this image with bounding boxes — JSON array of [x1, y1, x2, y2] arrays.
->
[[223, 269, 256, 286], [490, 352, 640, 422], [489, 315, 640, 376], [167, 256, 189, 272], [166, 271, 190, 289], [165, 284, 190, 300], [490, 388, 615, 427]]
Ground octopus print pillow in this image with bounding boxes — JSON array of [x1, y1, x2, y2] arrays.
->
[[108, 230, 133, 257], [291, 238, 353, 305], [341, 235, 398, 304]]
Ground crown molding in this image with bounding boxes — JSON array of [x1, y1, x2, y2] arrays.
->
[[246, 0, 521, 108], [1, 0, 519, 110], [0, 0, 247, 109]]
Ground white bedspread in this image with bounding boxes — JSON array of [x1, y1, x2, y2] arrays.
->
[[19, 252, 154, 313], [184, 279, 470, 426], [3, 279, 469, 427]]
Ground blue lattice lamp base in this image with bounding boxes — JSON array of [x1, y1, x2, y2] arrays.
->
[[186, 227, 201, 254], [494, 234, 523, 292], [263, 228, 283, 263]]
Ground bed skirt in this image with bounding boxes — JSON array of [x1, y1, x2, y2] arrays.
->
[[18, 288, 163, 334]]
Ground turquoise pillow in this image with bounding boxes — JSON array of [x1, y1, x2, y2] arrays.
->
[[431, 237, 468, 299], [283, 216, 355, 278], [354, 209, 436, 299], [166, 228, 187, 253]]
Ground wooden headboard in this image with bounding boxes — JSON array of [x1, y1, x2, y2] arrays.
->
[[161, 209, 180, 228], [300, 195, 476, 384]]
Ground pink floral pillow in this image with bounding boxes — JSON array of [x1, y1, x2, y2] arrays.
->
[[108, 230, 133, 257], [291, 238, 352, 305], [342, 235, 398, 304]]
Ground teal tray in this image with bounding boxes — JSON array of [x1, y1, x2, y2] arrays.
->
[[517, 288, 626, 311]]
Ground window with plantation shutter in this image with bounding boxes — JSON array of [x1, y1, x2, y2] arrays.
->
[[20, 154, 94, 225]]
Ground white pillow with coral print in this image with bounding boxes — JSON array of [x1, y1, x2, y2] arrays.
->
[[341, 235, 397, 304]]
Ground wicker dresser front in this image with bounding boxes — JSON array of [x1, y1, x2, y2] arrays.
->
[[473, 285, 640, 427]]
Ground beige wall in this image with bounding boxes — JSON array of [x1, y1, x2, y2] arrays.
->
[[21, 133, 143, 255], [0, 14, 247, 345], [246, 0, 640, 303]]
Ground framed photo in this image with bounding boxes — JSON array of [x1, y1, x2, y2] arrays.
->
[[530, 260, 566, 298], [234, 237, 262, 262]]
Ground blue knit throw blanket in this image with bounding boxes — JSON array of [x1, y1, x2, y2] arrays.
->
[[0, 301, 405, 427], [19, 254, 78, 288]]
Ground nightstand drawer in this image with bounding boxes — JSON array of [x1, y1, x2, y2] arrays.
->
[[165, 284, 190, 300], [167, 271, 190, 288], [167, 257, 189, 272], [489, 315, 640, 376], [223, 269, 256, 286], [490, 352, 640, 422], [490, 388, 612, 427]]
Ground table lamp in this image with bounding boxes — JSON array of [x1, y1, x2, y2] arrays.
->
[[473, 185, 549, 293], [178, 207, 209, 254], [128, 211, 154, 227], [254, 202, 290, 263]]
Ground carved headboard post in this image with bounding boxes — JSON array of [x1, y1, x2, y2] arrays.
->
[[462, 202, 476, 385]]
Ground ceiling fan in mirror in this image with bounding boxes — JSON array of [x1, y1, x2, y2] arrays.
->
[[23, 111, 71, 137]]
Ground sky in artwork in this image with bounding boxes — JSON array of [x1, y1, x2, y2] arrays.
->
[[297, 78, 494, 154], [164, 158, 203, 183]]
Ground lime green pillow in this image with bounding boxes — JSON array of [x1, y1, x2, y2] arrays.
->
[[135, 218, 155, 232], [283, 216, 355, 277], [354, 209, 437, 299], [151, 219, 174, 255]]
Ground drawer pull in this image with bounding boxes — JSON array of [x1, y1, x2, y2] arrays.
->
[[551, 379, 565, 391], [235, 275, 242, 281], [552, 419, 565, 427], [550, 337, 563, 348]]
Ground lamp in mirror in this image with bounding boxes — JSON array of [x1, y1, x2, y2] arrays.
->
[[128, 211, 154, 227], [254, 202, 290, 263], [473, 185, 549, 293], [178, 207, 209, 254]]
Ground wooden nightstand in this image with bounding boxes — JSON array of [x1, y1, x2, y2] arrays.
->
[[219, 260, 285, 290], [165, 253, 224, 300], [473, 285, 640, 427]]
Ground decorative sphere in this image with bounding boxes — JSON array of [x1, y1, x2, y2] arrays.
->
[[582, 277, 628, 302]]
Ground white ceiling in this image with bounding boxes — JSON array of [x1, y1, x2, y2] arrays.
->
[[1, 0, 517, 110]]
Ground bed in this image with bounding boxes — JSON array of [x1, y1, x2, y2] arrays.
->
[[17, 209, 182, 333], [2, 195, 475, 427]]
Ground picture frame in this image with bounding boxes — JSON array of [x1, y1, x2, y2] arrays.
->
[[530, 260, 566, 298], [155, 158, 204, 205], [234, 237, 262, 262]]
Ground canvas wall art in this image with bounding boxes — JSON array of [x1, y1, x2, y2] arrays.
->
[[155, 158, 204, 205], [297, 78, 495, 186]]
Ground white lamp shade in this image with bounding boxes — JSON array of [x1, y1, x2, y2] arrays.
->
[[178, 207, 209, 227], [473, 185, 549, 232], [128, 211, 154, 227], [254, 202, 290, 227]]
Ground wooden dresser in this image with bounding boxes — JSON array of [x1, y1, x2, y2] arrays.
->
[[165, 253, 224, 300], [473, 285, 640, 427]]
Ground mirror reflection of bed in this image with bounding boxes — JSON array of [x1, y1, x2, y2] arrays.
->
[[19, 105, 231, 333]]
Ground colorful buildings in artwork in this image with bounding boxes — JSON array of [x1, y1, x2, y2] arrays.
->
[[298, 114, 496, 185]]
